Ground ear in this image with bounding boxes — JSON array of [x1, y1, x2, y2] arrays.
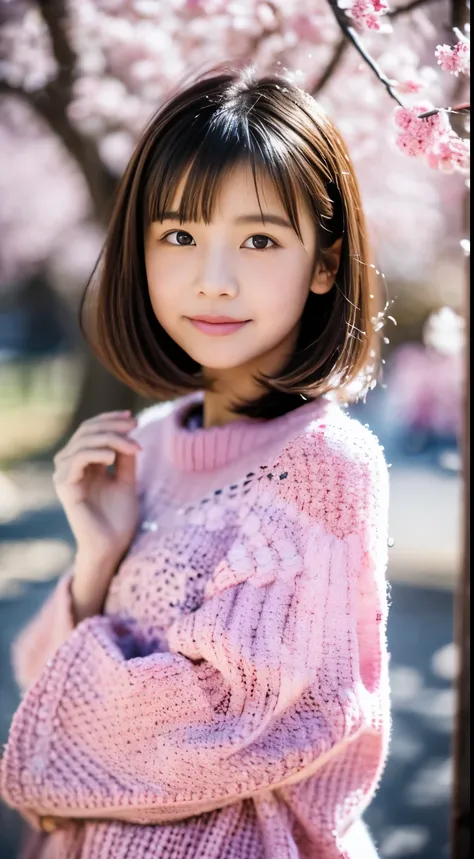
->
[[310, 237, 343, 296]]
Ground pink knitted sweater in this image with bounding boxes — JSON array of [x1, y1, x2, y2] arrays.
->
[[1, 393, 390, 859]]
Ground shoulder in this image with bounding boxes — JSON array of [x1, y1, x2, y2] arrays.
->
[[266, 407, 388, 536], [279, 405, 387, 483]]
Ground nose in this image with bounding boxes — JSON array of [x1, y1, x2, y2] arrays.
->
[[195, 248, 238, 299]]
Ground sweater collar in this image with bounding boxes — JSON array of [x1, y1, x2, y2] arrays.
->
[[163, 392, 330, 472]]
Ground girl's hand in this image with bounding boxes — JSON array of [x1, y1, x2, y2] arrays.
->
[[53, 410, 142, 569]]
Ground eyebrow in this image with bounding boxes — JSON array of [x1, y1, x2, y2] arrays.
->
[[159, 211, 294, 229], [235, 214, 293, 229]]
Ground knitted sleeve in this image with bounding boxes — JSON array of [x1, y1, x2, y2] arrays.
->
[[1, 423, 390, 834], [11, 572, 76, 694]]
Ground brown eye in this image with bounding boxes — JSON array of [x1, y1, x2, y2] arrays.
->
[[243, 235, 276, 250], [165, 230, 195, 246]]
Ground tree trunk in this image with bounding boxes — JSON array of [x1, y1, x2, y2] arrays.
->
[[72, 352, 138, 423], [450, 0, 470, 833], [39, 347, 152, 459], [57, 350, 151, 448], [450, 191, 470, 859]]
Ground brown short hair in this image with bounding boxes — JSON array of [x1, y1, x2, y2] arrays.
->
[[81, 68, 380, 419]]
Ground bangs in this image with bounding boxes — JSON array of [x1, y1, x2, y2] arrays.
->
[[143, 103, 310, 239]]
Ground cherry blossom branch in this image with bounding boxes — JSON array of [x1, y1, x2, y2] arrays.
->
[[312, 0, 444, 97], [451, 0, 468, 29], [309, 0, 442, 97], [389, 0, 444, 16], [311, 38, 348, 96], [325, 0, 405, 106], [0, 0, 117, 224], [0, 80, 28, 101], [324, 0, 469, 153], [244, 1, 281, 62], [419, 102, 470, 118], [37, 0, 75, 95]]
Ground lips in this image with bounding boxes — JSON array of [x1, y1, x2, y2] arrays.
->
[[187, 315, 250, 336]]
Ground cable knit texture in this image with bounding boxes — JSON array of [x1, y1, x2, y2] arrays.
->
[[1, 393, 390, 859]]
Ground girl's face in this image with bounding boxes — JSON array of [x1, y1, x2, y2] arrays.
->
[[145, 164, 336, 380]]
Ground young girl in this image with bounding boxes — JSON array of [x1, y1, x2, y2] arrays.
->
[[1, 69, 390, 859]]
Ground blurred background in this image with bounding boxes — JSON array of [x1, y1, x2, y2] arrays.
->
[[0, 0, 469, 857]]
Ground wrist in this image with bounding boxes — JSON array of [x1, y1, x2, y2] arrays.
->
[[71, 551, 120, 624], [74, 545, 123, 573], [70, 576, 105, 624]]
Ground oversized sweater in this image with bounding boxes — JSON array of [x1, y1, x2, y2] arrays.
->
[[1, 393, 391, 859]]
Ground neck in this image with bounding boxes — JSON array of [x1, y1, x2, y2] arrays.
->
[[201, 330, 300, 429], [167, 389, 332, 472], [202, 375, 262, 428]]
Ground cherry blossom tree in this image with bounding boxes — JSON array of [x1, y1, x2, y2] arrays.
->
[[383, 305, 465, 452], [1, 5, 469, 849], [0, 0, 469, 280]]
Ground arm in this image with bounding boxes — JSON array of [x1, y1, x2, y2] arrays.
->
[[11, 551, 122, 694], [2, 425, 390, 832], [10, 407, 159, 694], [11, 571, 76, 695]]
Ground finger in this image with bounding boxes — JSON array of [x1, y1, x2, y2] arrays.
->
[[78, 424, 139, 447], [62, 433, 141, 459], [54, 448, 117, 486], [55, 419, 137, 462], [85, 410, 133, 423], [115, 450, 137, 486], [75, 418, 137, 442], [83, 413, 136, 428]]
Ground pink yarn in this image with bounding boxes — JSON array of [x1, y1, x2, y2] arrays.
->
[[1, 395, 390, 859]]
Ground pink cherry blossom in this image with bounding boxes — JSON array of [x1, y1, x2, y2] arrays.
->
[[394, 102, 469, 174], [426, 136, 470, 173], [385, 307, 465, 441], [394, 104, 450, 154], [386, 342, 464, 439], [344, 0, 390, 32], [395, 78, 426, 94], [0, 0, 469, 290], [435, 40, 470, 76]]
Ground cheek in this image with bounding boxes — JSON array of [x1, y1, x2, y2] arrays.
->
[[249, 255, 310, 319], [145, 254, 180, 321]]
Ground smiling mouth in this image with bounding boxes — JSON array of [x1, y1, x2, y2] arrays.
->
[[186, 316, 250, 336]]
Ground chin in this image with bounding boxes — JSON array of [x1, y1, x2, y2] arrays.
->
[[195, 355, 255, 372], [186, 345, 262, 372]]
